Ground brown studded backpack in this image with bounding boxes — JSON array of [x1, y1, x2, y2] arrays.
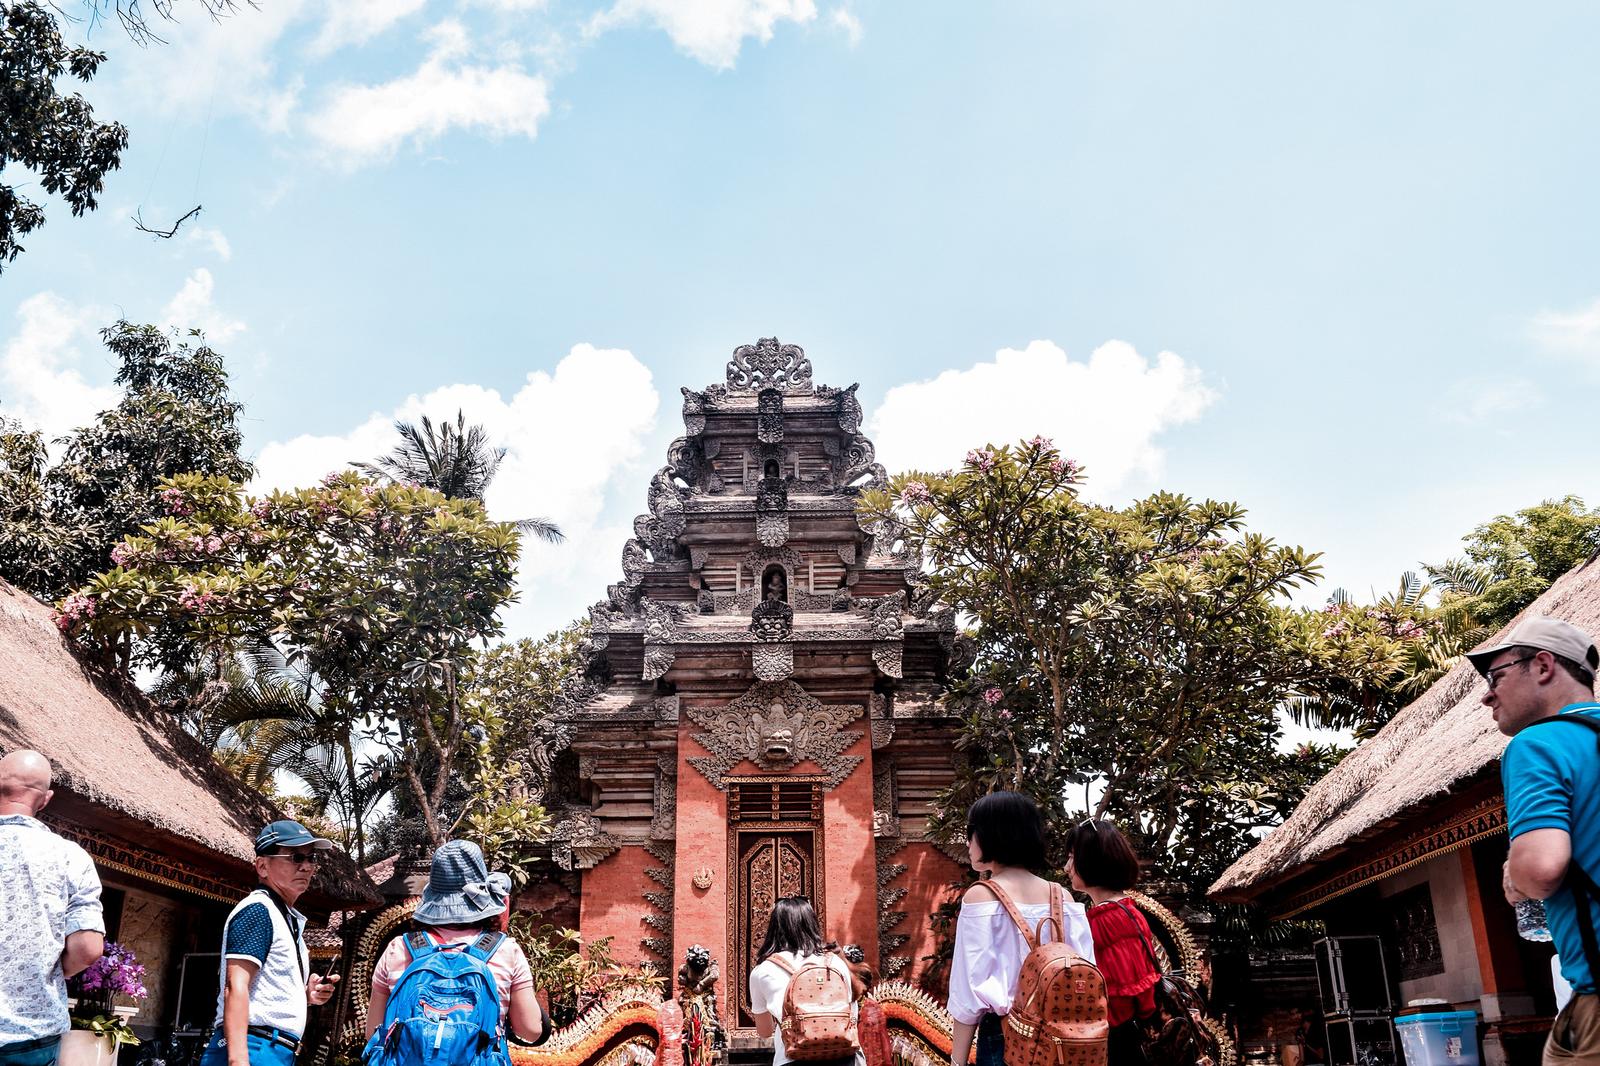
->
[[771, 953, 860, 1061], [983, 880, 1109, 1066]]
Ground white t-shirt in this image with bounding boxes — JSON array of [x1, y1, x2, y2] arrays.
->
[[748, 950, 856, 1066]]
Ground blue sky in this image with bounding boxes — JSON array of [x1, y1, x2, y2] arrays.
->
[[5, 0, 1600, 646]]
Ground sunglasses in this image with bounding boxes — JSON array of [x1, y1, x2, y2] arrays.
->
[[264, 852, 324, 868]]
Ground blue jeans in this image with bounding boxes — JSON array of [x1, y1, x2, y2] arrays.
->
[[199, 1032, 297, 1066], [0, 1036, 61, 1066], [976, 1015, 1005, 1066]]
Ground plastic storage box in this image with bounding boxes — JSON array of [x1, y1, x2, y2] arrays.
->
[[1395, 1011, 1478, 1066]]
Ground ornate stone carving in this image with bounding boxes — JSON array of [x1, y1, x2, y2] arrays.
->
[[873, 642, 903, 678], [681, 387, 707, 436], [756, 476, 788, 512], [550, 809, 621, 870], [642, 646, 676, 681], [752, 642, 793, 681], [651, 756, 677, 840], [870, 692, 895, 750], [750, 599, 794, 642], [864, 593, 906, 640], [665, 436, 702, 487], [727, 337, 814, 393], [756, 388, 784, 445], [642, 840, 674, 963], [642, 600, 681, 643], [834, 543, 856, 566], [756, 512, 789, 547], [685, 681, 863, 789], [875, 843, 912, 977], [816, 382, 863, 433], [873, 758, 899, 838]]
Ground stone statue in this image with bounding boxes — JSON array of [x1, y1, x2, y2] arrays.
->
[[754, 701, 797, 761], [677, 944, 726, 1066], [763, 566, 788, 603]]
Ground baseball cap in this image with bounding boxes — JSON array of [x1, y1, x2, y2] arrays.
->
[[1465, 616, 1600, 678], [254, 819, 334, 855]]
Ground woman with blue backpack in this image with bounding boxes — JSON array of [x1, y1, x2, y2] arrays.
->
[[363, 841, 544, 1066]]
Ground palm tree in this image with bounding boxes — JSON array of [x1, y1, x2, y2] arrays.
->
[[355, 410, 563, 543]]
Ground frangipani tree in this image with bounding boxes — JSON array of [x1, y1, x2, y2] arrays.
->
[[59, 470, 521, 848]]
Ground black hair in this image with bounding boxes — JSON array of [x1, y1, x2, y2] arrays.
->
[[966, 791, 1047, 870], [1505, 645, 1598, 690], [1070, 818, 1141, 891], [756, 896, 826, 962]]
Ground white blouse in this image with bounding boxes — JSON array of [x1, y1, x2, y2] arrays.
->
[[946, 898, 1097, 1026]]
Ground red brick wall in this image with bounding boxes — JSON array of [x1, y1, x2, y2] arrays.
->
[[672, 726, 729, 974], [885, 841, 967, 991], [578, 845, 657, 966]]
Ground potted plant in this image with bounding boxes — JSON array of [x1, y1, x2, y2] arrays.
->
[[64, 942, 146, 1066]]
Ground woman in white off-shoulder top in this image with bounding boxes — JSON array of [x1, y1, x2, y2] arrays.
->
[[947, 792, 1095, 1066]]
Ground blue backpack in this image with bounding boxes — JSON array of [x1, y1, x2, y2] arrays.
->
[[364, 931, 509, 1066]]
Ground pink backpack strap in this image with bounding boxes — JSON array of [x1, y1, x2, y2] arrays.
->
[[976, 879, 1039, 952], [769, 954, 799, 976]]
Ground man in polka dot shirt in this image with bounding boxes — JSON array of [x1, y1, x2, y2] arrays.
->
[[198, 822, 341, 1066]]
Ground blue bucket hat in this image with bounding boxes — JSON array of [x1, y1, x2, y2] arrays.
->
[[414, 840, 511, 926], [255, 819, 334, 855]]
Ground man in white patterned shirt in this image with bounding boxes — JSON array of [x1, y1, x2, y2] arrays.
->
[[0, 750, 106, 1066]]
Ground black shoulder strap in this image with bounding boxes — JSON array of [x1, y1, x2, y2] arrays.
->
[[1522, 713, 1600, 976], [466, 932, 506, 963]]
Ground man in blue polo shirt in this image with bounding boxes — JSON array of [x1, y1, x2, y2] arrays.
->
[[200, 821, 342, 1066], [1475, 616, 1600, 1066]]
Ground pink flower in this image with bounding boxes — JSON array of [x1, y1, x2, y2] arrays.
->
[[900, 481, 932, 505], [321, 471, 344, 487], [1028, 435, 1053, 451], [982, 687, 1004, 706], [249, 498, 272, 519], [109, 542, 134, 567], [1050, 457, 1081, 478], [997, 709, 1013, 722], [158, 486, 193, 517], [54, 593, 96, 632], [965, 449, 996, 473]]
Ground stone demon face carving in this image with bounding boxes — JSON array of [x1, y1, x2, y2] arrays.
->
[[755, 701, 797, 761]]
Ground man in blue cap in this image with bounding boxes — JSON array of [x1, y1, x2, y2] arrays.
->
[[200, 821, 342, 1066]]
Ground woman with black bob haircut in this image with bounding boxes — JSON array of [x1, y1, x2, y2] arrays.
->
[[947, 792, 1095, 1066], [1069, 819, 1161, 1066], [747, 896, 859, 1065]]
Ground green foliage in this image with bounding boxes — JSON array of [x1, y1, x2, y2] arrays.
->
[[1429, 496, 1600, 632], [862, 438, 1369, 887], [0, 2, 129, 271], [0, 324, 252, 599], [451, 626, 583, 885], [507, 921, 664, 1025], [69, 1013, 139, 1049], [59, 471, 521, 848], [357, 409, 564, 543]]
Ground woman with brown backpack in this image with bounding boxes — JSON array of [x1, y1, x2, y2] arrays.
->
[[748, 897, 860, 1066], [947, 792, 1098, 1066]]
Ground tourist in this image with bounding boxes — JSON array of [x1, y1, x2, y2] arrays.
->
[[201, 820, 340, 1066], [1475, 617, 1600, 1066], [0, 750, 105, 1066], [947, 791, 1095, 1066], [1068, 819, 1161, 1066], [747, 896, 859, 1066], [364, 840, 543, 1052]]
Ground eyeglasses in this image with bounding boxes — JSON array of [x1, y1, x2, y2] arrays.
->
[[265, 852, 324, 868], [1484, 655, 1538, 690]]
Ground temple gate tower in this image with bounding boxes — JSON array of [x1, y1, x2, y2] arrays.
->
[[543, 339, 970, 1040]]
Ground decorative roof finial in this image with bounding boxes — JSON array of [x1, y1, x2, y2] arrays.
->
[[726, 338, 813, 393]]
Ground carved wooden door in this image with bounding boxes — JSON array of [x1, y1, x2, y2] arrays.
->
[[736, 830, 815, 1026]]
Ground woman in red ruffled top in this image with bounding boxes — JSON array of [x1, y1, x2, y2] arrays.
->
[[1069, 820, 1162, 1066]]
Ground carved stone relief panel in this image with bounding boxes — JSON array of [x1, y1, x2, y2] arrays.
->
[[727, 338, 814, 394], [550, 808, 621, 871], [751, 643, 794, 681], [686, 681, 863, 789], [651, 755, 677, 840], [757, 388, 784, 445]]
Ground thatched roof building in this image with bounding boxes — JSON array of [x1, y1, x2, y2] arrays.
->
[[0, 577, 379, 913], [1207, 559, 1600, 1066], [1211, 556, 1600, 914]]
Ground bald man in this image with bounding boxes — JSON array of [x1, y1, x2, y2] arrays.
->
[[0, 751, 105, 1066]]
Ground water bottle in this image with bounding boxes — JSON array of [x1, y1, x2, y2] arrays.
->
[[1516, 898, 1553, 942]]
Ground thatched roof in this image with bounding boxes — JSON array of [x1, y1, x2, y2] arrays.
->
[[0, 580, 380, 912], [1210, 556, 1600, 903]]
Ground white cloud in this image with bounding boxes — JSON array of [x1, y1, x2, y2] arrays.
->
[[309, 0, 428, 55], [114, 1, 309, 132], [829, 5, 861, 46], [0, 294, 119, 441], [466, 0, 549, 9], [306, 21, 550, 167], [186, 225, 233, 262], [868, 339, 1216, 495], [1531, 296, 1600, 368], [1437, 376, 1543, 426], [162, 269, 247, 343], [586, 0, 818, 70], [252, 343, 661, 640]]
